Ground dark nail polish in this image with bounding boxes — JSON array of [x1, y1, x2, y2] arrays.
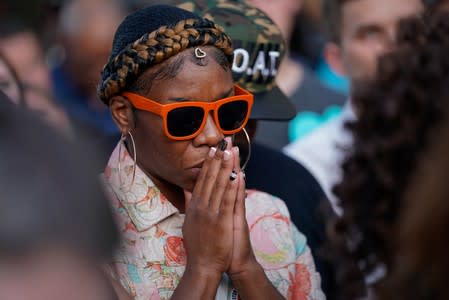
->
[[218, 139, 228, 151]]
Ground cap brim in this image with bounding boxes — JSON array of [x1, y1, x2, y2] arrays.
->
[[249, 86, 296, 121]]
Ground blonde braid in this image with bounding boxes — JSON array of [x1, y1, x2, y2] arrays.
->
[[98, 18, 233, 103]]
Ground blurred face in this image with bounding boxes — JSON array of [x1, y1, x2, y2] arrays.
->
[[0, 32, 51, 93], [339, 0, 423, 81], [61, 3, 124, 101], [63, 31, 114, 100], [113, 48, 233, 194], [0, 32, 72, 134], [0, 247, 113, 300]]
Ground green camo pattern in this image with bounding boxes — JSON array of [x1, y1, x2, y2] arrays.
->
[[162, 0, 286, 93]]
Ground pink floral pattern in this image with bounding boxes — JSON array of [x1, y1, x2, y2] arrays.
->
[[164, 236, 187, 266], [103, 143, 325, 300]]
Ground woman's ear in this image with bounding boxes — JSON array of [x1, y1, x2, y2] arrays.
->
[[109, 95, 136, 133]]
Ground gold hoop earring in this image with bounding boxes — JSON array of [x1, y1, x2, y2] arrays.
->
[[118, 131, 137, 188], [240, 127, 251, 171]]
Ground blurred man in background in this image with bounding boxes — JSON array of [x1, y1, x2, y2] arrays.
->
[[284, 0, 424, 213], [248, 0, 346, 150], [51, 0, 125, 139]]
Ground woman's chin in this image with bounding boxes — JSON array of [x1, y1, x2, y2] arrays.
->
[[189, 167, 202, 177], [182, 179, 196, 194]]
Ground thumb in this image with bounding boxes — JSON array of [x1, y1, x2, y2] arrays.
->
[[184, 189, 193, 210]]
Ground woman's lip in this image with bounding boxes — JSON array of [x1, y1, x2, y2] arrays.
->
[[187, 161, 204, 177], [190, 167, 202, 174], [189, 161, 204, 169]]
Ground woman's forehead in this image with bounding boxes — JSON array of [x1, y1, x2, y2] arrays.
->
[[165, 86, 234, 103], [139, 50, 233, 102]]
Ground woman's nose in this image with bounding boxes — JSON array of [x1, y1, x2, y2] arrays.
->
[[193, 114, 223, 147]]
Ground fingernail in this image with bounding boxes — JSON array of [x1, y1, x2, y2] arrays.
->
[[209, 147, 217, 157], [233, 146, 239, 156], [223, 150, 231, 161], [225, 136, 233, 147], [218, 139, 228, 151], [229, 170, 238, 181]]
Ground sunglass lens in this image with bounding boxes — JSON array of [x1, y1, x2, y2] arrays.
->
[[167, 106, 205, 137], [218, 100, 248, 131]]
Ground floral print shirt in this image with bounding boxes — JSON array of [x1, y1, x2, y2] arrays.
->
[[103, 143, 325, 300]]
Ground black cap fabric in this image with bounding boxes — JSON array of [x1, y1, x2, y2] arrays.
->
[[250, 86, 296, 120]]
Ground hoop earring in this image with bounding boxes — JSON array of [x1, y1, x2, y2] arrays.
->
[[118, 131, 137, 188], [240, 127, 251, 171]]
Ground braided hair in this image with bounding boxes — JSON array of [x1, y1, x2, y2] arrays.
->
[[330, 12, 449, 297], [97, 5, 233, 105]]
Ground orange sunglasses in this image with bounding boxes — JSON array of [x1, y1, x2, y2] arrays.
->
[[122, 85, 254, 140]]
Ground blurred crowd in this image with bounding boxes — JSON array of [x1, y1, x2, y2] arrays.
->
[[1, 0, 449, 299], [0, 0, 347, 147]]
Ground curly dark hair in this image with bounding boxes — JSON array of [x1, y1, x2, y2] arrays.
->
[[382, 108, 449, 300], [330, 12, 449, 297]]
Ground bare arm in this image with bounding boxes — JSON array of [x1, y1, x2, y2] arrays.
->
[[171, 266, 222, 300], [109, 277, 133, 300], [231, 262, 284, 300]]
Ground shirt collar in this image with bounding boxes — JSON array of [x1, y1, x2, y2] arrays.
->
[[104, 142, 179, 232]]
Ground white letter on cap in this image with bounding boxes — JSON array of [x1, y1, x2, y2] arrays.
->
[[232, 48, 250, 73], [252, 51, 267, 75], [268, 51, 280, 76]]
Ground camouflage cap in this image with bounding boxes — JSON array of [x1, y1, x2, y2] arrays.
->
[[141, 0, 296, 120]]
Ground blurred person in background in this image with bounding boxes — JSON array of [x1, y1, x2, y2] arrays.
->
[[0, 19, 72, 136], [97, 4, 324, 299], [295, 0, 350, 96], [284, 0, 424, 213], [0, 91, 129, 300], [329, 12, 449, 299], [293, 0, 325, 66], [51, 0, 125, 140], [246, 0, 346, 150]]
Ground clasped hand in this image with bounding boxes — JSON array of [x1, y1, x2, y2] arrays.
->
[[182, 137, 257, 281]]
